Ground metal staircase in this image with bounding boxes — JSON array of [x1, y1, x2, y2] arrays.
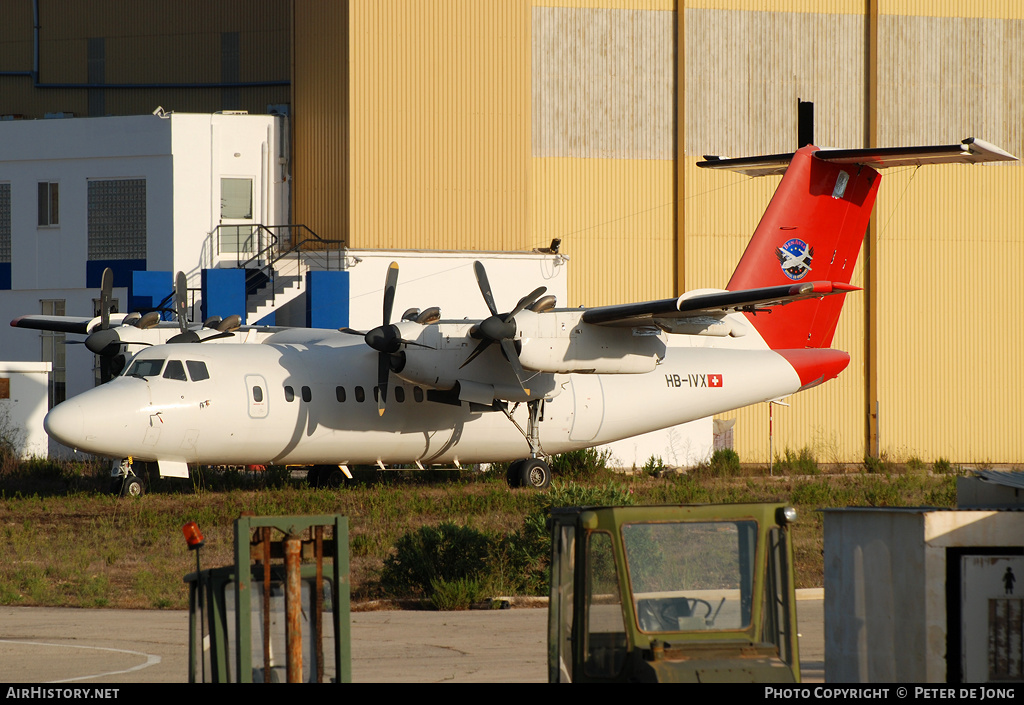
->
[[210, 224, 345, 324]]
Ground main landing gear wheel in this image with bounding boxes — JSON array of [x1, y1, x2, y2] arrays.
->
[[517, 458, 551, 489], [506, 460, 524, 488], [307, 465, 347, 488]]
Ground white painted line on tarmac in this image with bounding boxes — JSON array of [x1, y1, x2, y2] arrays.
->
[[0, 639, 162, 682]]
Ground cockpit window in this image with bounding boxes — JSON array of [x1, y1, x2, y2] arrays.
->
[[125, 358, 165, 378], [186, 360, 210, 381], [163, 360, 187, 381]]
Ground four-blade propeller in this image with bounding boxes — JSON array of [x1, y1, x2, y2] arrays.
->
[[77, 269, 239, 379], [460, 261, 546, 394], [340, 262, 433, 415]]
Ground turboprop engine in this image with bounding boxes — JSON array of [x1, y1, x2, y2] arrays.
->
[[514, 309, 665, 375], [389, 319, 563, 404]]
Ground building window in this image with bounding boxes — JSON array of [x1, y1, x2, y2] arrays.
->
[[221, 178, 252, 219], [38, 182, 59, 227], [87, 37, 105, 117], [41, 300, 66, 408], [88, 179, 146, 260], [0, 183, 10, 263]]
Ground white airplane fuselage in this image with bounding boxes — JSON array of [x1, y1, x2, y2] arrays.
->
[[43, 322, 822, 467]]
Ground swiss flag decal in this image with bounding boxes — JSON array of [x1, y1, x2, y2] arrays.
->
[[709, 374, 723, 388]]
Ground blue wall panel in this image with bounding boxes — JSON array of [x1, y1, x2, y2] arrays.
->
[[129, 270, 173, 319], [202, 269, 247, 324], [306, 270, 349, 329]]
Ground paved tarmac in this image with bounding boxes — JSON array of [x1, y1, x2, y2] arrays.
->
[[0, 591, 823, 683]]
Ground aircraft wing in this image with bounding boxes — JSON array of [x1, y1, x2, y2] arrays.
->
[[10, 314, 130, 334], [581, 281, 858, 329], [697, 137, 1017, 177]]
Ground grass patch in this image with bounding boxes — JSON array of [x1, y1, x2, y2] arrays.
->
[[0, 461, 963, 606]]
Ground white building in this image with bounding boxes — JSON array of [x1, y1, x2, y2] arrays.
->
[[0, 112, 289, 403], [0, 362, 51, 458]]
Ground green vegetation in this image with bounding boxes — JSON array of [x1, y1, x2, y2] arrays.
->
[[694, 448, 743, 477], [547, 448, 612, 480], [0, 449, 965, 610], [774, 447, 820, 475]]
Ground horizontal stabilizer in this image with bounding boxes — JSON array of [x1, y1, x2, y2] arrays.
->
[[697, 137, 1017, 177]]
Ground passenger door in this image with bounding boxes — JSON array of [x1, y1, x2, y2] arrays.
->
[[245, 374, 269, 419]]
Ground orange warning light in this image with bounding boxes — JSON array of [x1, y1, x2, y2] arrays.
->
[[182, 521, 205, 550]]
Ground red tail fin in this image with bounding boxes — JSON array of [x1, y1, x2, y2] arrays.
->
[[726, 146, 880, 349]]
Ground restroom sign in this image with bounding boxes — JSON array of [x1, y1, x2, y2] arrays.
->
[[961, 555, 1024, 682]]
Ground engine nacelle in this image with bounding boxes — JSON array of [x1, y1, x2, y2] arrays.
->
[[390, 320, 561, 402], [516, 311, 664, 374]]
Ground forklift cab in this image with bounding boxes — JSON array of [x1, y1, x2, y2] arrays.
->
[[547, 503, 800, 683]]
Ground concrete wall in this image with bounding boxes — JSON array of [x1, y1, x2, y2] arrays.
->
[[172, 112, 289, 278], [825, 508, 1024, 682]]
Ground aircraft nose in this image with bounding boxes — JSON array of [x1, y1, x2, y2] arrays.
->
[[43, 399, 85, 448]]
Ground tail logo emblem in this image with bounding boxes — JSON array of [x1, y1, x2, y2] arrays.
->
[[775, 238, 814, 281]]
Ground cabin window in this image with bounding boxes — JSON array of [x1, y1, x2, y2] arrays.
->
[[186, 360, 209, 381], [395, 387, 405, 403], [355, 386, 365, 403], [163, 359, 187, 381], [301, 386, 312, 402], [284, 386, 294, 402], [336, 386, 346, 403], [126, 358, 164, 377], [252, 386, 264, 403], [414, 386, 424, 403]]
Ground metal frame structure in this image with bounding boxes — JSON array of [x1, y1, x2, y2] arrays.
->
[[185, 514, 351, 683]]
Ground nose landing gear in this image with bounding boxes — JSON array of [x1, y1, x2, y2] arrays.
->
[[110, 457, 146, 497]]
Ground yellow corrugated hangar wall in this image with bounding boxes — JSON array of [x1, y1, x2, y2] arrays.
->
[[300, 1, 1024, 464]]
